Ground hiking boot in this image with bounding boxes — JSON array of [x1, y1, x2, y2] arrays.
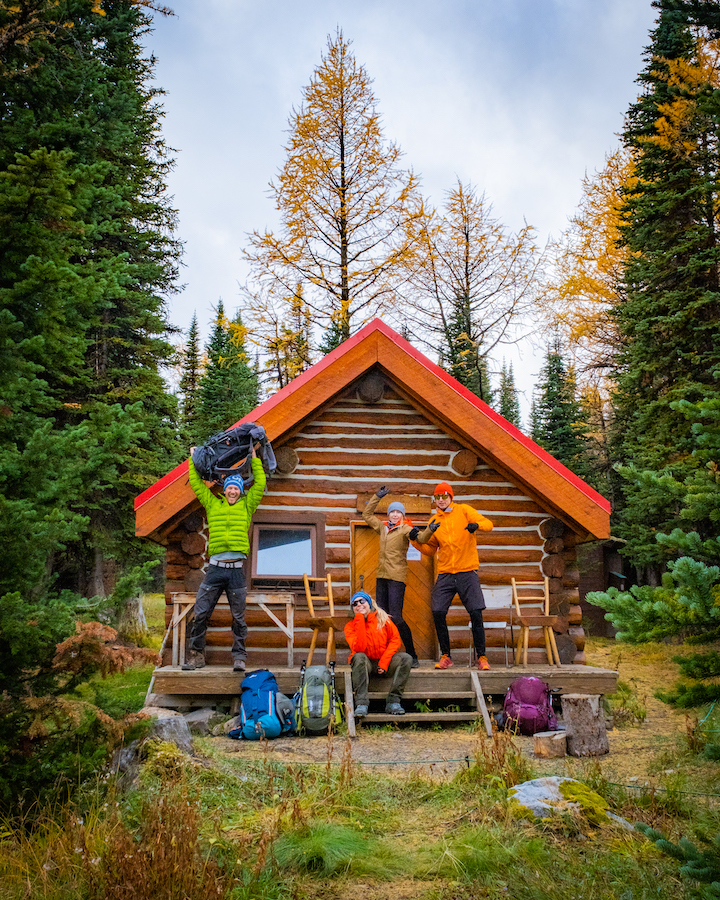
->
[[411, 657, 420, 669], [182, 651, 205, 671], [233, 659, 246, 673], [477, 655, 491, 671], [435, 654, 453, 669], [385, 702, 405, 715], [354, 704, 368, 718]]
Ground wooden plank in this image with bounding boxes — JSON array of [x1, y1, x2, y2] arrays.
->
[[344, 670, 356, 737], [470, 670, 493, 737], [150, 664, 618, 698]]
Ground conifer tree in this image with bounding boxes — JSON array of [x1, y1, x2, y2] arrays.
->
[[532, 339, 589, 479], [0, 0, 180, 596], [178, 312, 201, 447], [244, 29, 420, 344], [498, 361, 522, 429], [610, 0, 720, 571], [194, 303, 259, 442]]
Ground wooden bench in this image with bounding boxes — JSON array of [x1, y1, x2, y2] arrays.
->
[[169, 591, 295, 667]]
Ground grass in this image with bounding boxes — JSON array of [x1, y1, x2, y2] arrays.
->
[[8, 636, 720, 899]]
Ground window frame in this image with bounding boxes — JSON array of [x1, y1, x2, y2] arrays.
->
[[249, 510, 325, 588]]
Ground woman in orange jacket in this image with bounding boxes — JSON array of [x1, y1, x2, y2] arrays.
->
[[344, 591, 412, 718]]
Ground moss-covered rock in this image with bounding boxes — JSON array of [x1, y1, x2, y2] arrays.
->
[[508, 776, 631, 829]]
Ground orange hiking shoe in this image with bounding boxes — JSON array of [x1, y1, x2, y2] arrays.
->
[[435, 654, 454, 669], [477, 655, 491, 671]]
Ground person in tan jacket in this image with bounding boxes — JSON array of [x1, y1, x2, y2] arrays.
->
[[363, 487, 419, 667], [411, 482, 493, 671]]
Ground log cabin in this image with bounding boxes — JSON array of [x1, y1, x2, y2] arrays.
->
[[135, 319, 615, 712]]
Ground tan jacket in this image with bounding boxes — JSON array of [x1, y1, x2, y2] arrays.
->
[[362, 494, 414, 583]]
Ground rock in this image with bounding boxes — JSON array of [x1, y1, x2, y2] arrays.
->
[[110, 740, 142, 790], [143, 706, 193, 754], [184, 707, 216, 736], [508, 776, 631, 829]]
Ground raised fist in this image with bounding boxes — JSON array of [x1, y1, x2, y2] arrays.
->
[[408, 527, 420, 541], [465, 522, 479, 533]]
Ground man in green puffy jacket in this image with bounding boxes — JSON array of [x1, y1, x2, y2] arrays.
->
[[183, 444, 267, 672]]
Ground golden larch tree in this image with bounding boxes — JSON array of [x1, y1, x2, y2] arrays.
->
[[244, 30, 421, 351]]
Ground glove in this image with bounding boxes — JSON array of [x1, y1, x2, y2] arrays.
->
[[466, 522, 479, 533], [429, 520, 441, 533], [376, 486, 390, 498], [408, 526, 420, 541]]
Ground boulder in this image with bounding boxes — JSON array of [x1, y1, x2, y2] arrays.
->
[[143, 706, 193, 754], [508, 776, 631, 829], [184, 707, 216, 736]]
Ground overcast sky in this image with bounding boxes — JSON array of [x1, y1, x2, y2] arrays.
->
[[145, 0, 657, 415]]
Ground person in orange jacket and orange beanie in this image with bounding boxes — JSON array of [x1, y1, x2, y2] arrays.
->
[[344, 591, 412, 718], [410, 482, 493, 671]]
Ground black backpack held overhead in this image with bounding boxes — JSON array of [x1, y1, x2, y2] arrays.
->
[[192, 422, 277, 486]]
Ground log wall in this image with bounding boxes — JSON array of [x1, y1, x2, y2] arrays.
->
[[161, 375, 586, 667]]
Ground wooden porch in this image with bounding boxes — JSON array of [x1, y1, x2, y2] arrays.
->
[[147, 661, 619, 737]]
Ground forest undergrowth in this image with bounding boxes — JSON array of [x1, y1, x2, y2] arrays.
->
[[3, 637, 720, 899]]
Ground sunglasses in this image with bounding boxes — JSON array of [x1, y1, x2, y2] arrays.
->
[[434, 492, 451, 500], [351, 598, 368, 607]]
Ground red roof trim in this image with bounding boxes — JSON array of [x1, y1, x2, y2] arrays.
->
[[135, 318, 610, 516]]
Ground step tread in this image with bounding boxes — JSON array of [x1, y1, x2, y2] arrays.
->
[[358, 711, 480, 723], [366, 691, 476, 700]]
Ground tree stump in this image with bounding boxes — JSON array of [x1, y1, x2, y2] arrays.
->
[[533, 730, 567, 758], [561, 693, 609, 757]]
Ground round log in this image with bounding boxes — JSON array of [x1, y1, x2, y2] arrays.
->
[[561, 694, 609, 757], [555, 633, 578, 663], [542, 554, 566, 578], [187, 554, 205, 569], [275, 446, 299, 475], [540, 518, 565, 539], [166, 564, 188, 581], [533, 731, 566, 759], [356, 372, 385, 403], [451, 448, 478, 477], [548, 577, 563, 594], [544, 538, 564, 554], [182, 532, 206, 556], [184, 568, 206, 592], [183, 511, 204, 532]]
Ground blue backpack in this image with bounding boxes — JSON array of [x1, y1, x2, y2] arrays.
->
[[228, 669, 294, 740]]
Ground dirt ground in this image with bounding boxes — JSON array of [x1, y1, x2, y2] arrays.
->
[[208, 640, 693, 784]]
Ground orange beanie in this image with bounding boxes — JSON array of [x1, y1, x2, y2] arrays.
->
[[434, 482, 454, 497]]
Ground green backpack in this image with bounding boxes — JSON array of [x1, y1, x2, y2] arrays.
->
[[294, 662, 343, 735]]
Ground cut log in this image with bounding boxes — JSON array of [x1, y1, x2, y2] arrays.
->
[[542, 555, 566, 578], [452, 448, 478, 476], [181, 532, 206, 556], [533, 730, 566, 758], [275, 446, 299, 475], [540, 518, 565, 539], [543, 538, 564, 554], [561, 693, 609, 757]]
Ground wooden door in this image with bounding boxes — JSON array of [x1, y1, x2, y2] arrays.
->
[[351, 523, 437, 660]]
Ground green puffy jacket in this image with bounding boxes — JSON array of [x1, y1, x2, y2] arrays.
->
[[188, 456, 266, 557]]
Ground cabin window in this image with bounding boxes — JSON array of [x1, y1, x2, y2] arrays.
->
[[251, 523, 317, 583]]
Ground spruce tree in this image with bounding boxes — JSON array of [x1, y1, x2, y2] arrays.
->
[[0, 0, 181, 596], [498, 361, 522, 428], [532, 339, 589, 479], [179, 312, 201, 447], [610, 0, 720, 569], [194, 303, 259, 443]]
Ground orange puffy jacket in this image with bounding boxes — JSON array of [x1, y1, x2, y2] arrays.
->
[[344, 610, 401, 672], [416, 503, 493, 574]]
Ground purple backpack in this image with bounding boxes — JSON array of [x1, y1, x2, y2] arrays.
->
[[502, 676, 557, 735]]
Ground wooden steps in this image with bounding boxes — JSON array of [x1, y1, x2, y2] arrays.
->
[[360, 711, 480, 724]]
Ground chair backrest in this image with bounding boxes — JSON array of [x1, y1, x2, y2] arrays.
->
[[511, 577, 550, 617], [303, 573, 334, 617]]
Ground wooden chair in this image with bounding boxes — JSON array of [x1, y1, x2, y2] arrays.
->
[[303, 574, 345, 666], [511, 577, 561, 667]]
